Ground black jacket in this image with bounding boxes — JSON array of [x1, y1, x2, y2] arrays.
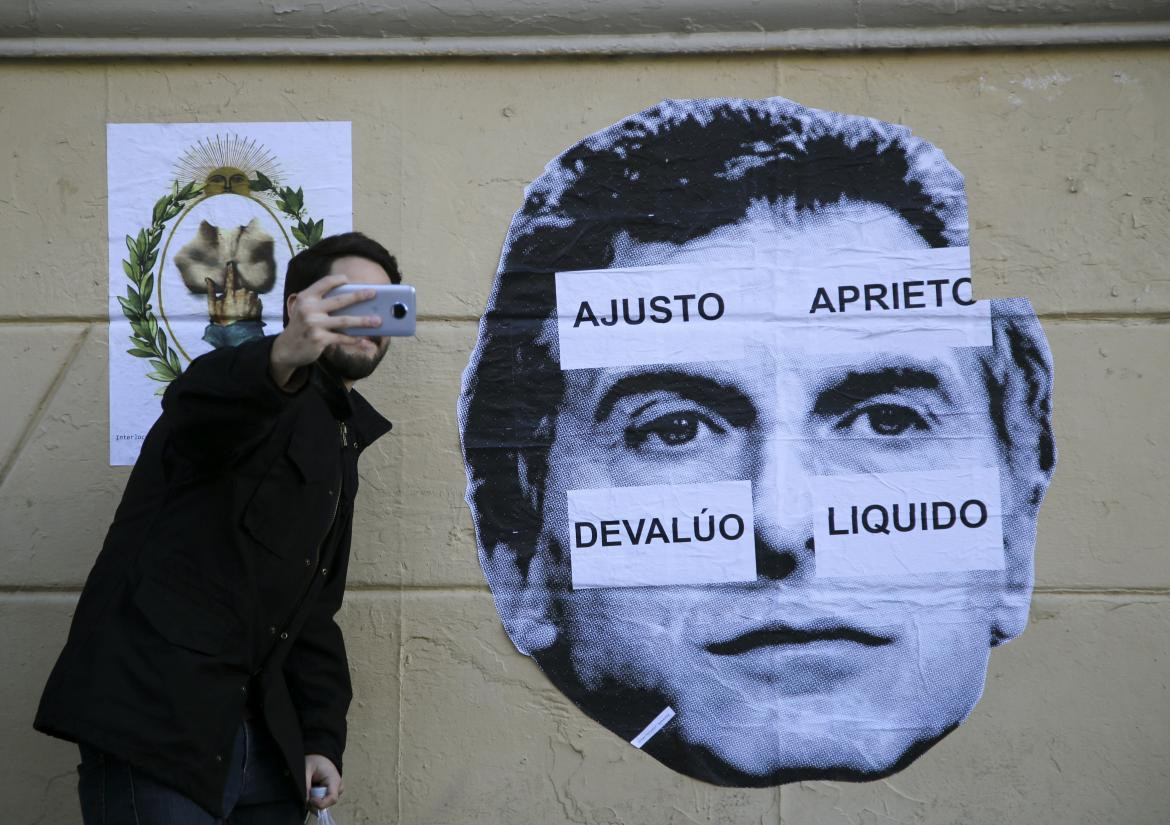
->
[[34, 335, 391, 816]]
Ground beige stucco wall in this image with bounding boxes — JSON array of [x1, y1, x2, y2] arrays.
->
[[1, 48, 1168, 823]]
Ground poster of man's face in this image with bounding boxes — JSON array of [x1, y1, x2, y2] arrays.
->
[[458, 97, 1056, 786]]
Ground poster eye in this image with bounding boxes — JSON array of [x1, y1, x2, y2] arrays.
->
[[626, 412, 724, 449], [650, 413, 700, 444], [851, 404, 928, 436]]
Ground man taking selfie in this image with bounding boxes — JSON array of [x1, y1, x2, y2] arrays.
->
[[35, 233, 401, 824]]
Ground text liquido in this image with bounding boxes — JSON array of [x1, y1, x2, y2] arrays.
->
[[812, 468, 1004, 577], [828, 499, 989, 535]]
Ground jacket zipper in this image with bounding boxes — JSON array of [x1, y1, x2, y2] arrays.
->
[[315, 422, 346, 564], [256, 422, 349, 672]]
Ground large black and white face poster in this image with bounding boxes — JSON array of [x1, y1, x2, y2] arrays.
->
[[458, 97, 1056, 786]]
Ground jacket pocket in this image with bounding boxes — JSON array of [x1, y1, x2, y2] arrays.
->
[[285, 427, 333, 484], [133, 576, 236, 656], [241, 430, 338, 558]]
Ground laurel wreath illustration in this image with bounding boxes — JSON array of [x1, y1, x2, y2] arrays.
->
[[119, 171, 324, 390]]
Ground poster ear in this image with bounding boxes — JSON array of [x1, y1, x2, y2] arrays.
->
[[995, 446, 1052, 644], [992, 514, 1039, 645], [481, 540, 558, 656], [990, 301, 1057, 645]]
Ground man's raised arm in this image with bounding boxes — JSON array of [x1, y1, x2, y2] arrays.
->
[[162, 274, 379, 464]]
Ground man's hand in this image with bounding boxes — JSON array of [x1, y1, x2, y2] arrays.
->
[[305, 753, 343, 809], [270, 274, 380, 390]]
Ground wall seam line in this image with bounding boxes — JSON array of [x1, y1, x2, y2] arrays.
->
[[0, 314, 484, 324], [3, 585, 1170, 596], [396, 581, 404, 824], [0, 324, 90, 495], [1, 313, 1170, 326], [2, 23, 1170, 58]]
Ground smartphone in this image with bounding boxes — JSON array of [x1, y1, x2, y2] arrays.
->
[[327, 283, 416, 337]]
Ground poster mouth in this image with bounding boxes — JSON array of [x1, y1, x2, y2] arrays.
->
[[706, 623, 893, 656]]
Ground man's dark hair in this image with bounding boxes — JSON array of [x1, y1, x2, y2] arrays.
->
[[283, 232, 401, 325]]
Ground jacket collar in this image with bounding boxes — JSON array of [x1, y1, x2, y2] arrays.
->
[[311, 365, 393, 449]]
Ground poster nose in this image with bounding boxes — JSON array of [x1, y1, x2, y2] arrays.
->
[[751, 438, 816, 580]]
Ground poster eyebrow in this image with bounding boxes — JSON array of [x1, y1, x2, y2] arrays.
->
[[812, 367, 947, 416], [593, 370, 757, 428]]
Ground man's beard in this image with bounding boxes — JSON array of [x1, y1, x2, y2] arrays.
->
[[320, 337, 388, 381]]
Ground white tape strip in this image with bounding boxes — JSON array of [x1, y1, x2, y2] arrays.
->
[[568, 481, 756, 589], [555, 247, 989, 369], [631, 706, 676, 749], [812, 467, 1004, 577]]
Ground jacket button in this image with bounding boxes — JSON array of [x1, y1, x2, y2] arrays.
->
[[321, 567, 328, 576], [280, 632, 289, 640], [240, 684, 247, 694], [304, 558, 312, 567], [215, 754, 223, 763], [269, 626, 276, 635]]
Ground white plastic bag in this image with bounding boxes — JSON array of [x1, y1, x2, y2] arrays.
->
[[306, 786, 338, 825]]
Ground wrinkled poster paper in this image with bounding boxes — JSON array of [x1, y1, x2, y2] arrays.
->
[[107, 122, 352, 465], [458, 98, 1056, 785]]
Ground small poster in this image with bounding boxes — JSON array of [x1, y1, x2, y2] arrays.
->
[[458, 98, 1056, 786], [106, 122, 353, 465]]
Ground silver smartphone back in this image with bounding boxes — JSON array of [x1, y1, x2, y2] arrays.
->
[[327, 284, 417, 337]]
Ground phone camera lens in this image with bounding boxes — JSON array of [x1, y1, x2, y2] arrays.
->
[[392, 303, 408, 320]]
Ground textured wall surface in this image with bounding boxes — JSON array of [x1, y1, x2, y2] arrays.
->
[[1, 49, 1168, 824]]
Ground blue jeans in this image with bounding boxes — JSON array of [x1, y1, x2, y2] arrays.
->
[[78, 718, 303, 825]]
